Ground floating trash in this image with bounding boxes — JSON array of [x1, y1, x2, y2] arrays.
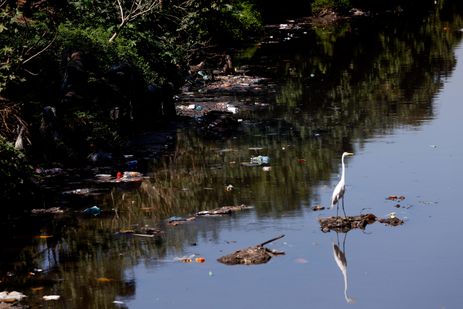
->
[[197, 70, 209, 80], [95, 174, 112, 180], [242, 155, 270, 167], [167, 216, 196, 226], [125, 160, 138, 170], [226, 104, 238, 114], [0, 291, 27, 302], [386, 195, 405, 201], [319, 213, 404, 233], [96, 277, 113, 283], [122, 171, 142, 179], [34, 235, 53, 239], [311, 205, 325, 211], [196, 205, 253, 217], [319, 214, 377, 233], [195, 257, 206, 263], [252, 155, 270, 165], [295, 258, 309, 264], [63, 188, 92, 195], [83, 206, 101, 216], [174, 255, 195, 263], [219, 148, 234, 153], [43, 295, 60, 301], [31, 207, 64, 215]]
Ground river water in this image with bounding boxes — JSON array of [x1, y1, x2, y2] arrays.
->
[[2, 7, 463, 309]]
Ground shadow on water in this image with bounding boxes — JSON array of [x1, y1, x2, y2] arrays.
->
[[2, 3, 463, 308]]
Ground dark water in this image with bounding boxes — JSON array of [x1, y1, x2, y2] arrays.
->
[[2, 7, 463, 309]]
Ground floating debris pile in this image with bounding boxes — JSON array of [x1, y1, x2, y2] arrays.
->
[[319, 213, 404, 233], [217, 235, 285, 265]]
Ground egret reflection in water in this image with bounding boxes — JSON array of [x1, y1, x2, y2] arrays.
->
[[332, 232, 356, 304]]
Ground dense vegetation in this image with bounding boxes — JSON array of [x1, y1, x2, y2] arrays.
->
[[0, 0, 457, 201]]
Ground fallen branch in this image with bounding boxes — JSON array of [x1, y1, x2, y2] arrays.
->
[[259, 234, 285, 246]]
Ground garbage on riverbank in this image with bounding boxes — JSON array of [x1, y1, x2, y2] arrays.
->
[[43, 295, 60, 301], [217, 235, 285, 265], [241, 155, 270, 167], [0, 291, 26, 303], [83, 206, 101, 216], [31, 207, 64, 215], [319, 213, 404, 233]]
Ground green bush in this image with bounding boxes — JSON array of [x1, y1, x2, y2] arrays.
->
[[56, 24, 155, 82], [223, 1, 263, 41], [178, 0, 263, 45], [311, 0, 351, 15], [0, 3, 55, 94], [0, 135, 34, 202]]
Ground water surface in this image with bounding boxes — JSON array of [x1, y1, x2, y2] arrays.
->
[[2, 8, 463, 309]]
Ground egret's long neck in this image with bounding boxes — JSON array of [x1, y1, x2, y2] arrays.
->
[[341, 155, 346, 181]]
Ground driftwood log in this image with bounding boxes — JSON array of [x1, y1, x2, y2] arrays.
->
[[319, 214, 403, 233], [217, 235, 285, 265]]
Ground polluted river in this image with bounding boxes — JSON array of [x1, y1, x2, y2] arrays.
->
[[2, 8, 463, 309]]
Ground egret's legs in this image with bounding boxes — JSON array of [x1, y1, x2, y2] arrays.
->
[[341, 197, 347, 218]]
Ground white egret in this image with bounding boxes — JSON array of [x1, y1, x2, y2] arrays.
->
[[330, 152, 354, 217]]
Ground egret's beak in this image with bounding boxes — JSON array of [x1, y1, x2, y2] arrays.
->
[[347, 152, 354, 156]]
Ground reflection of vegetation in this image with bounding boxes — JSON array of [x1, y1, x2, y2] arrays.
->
[[0, 135, 34, 202], [274, 8, 463, 139], [311, 0, 351, 15], [98, 7, 463, 224]]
